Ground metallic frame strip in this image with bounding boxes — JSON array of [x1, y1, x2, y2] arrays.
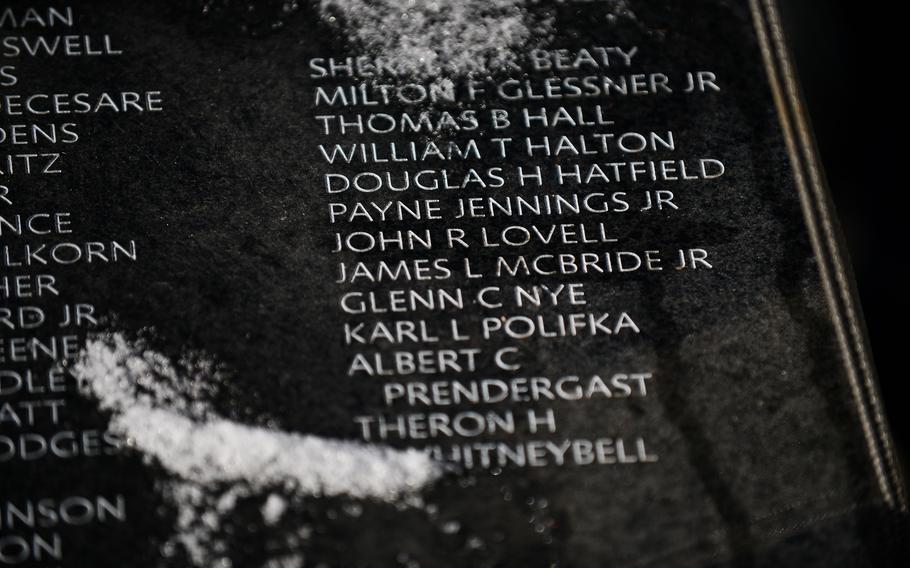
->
[[748, 0, 907, 512]]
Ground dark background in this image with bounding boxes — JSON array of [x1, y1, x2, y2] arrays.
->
[[779, 4, 908, 477]]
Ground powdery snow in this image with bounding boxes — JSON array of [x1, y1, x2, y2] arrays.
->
[[73, 333, 440, 567], [318, 0, 550, 77]]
